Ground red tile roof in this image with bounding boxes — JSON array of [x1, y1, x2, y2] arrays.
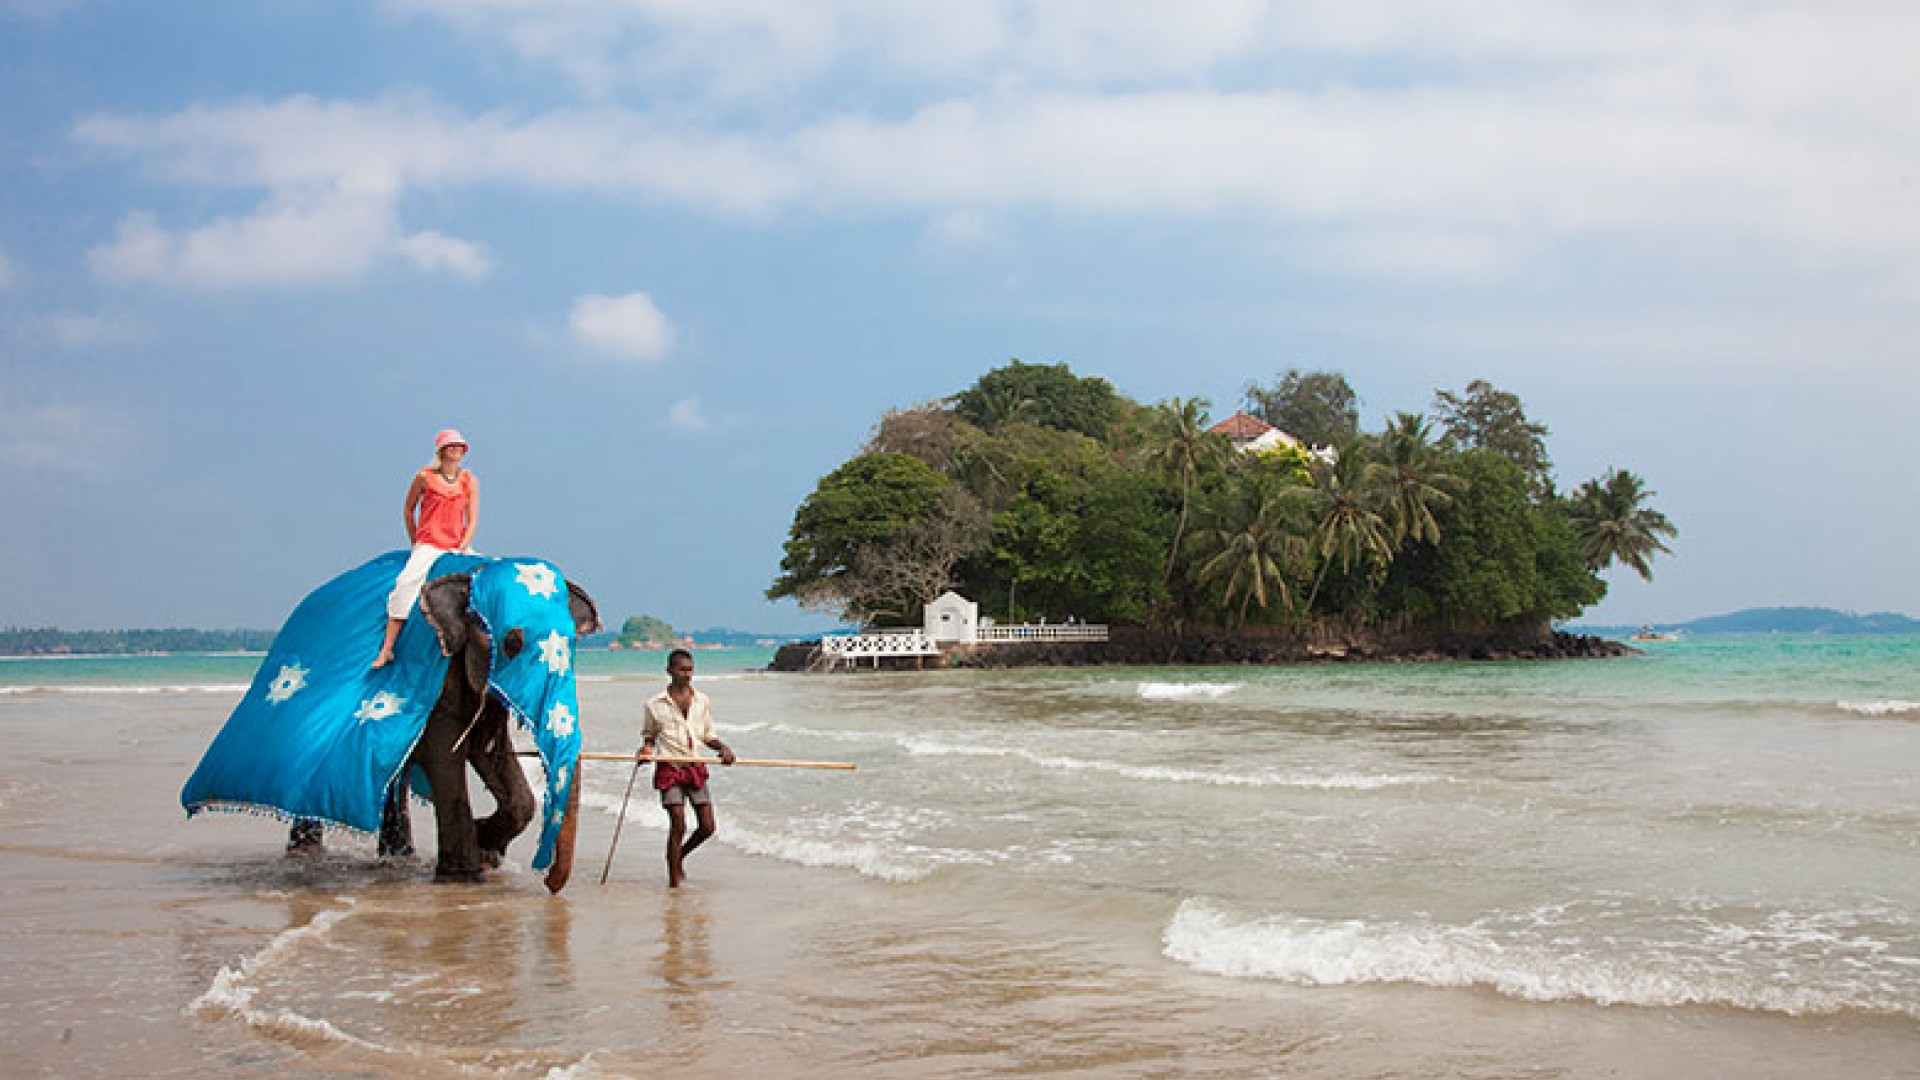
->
[[1208, 411, 1275, 438]]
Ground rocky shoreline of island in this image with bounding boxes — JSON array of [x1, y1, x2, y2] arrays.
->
[[770, 627, 1633, 672]]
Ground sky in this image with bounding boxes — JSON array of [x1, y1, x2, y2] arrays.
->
[[3, 0, 1917, 635]]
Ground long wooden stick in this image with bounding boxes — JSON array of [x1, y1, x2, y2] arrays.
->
[[520, 750, 857, 771], [599, 757, 644, 885]]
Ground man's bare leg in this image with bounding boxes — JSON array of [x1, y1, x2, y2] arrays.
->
[[680, 802, 717, 862], [664, 802, 688, 887]]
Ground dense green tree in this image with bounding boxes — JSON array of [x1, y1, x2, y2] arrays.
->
[[1432, 380, 1553, 498], [1303, 442, 1395, 610], [1409, 450, 1603, 629], [1370, 412, 1462, 547], [767, 453, 957, 621], [1187, 484, 1313, 626], [772, 362, 1657, 642], [1243, 369, 1360, 447], [959, 430, 1168, 622], [1139, 397, 1228, 586], [951, 359, 1122, 441], [1567, 469, 1678, 580]]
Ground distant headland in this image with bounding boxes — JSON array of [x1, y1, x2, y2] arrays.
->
[[0, 620, 813, 657], [1571, 606, 1920, 637]]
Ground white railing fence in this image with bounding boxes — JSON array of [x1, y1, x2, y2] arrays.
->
[[820, 630, 941, 659], [977, 623, 1109, 643]]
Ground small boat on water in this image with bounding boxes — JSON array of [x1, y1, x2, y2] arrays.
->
[[1630, 625, 1682, 643]]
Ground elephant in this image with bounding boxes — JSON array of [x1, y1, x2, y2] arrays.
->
[[280, 565, 601, 881], [404, 568, 601, 882]]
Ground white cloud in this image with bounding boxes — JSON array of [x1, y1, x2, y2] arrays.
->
[[570, 291, 674, 363], [400, 230, 494, 280], [665, 397, 711, 431], [71, 3, 1920, 298], [87, 194, 397, 289]]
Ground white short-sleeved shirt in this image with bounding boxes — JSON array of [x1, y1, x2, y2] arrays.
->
[[642, 687, 716, 759]]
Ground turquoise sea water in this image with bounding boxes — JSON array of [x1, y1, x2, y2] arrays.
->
[[0, 645, 780, 692], [5, 634, 1917, 1078]]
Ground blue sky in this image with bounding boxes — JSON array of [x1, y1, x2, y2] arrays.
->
[[3, 0, 1916, 634]]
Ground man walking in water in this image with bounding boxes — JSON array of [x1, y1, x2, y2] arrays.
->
[[639, 648, 735, 887]]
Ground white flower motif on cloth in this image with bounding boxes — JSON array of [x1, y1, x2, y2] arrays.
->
[[265, 663, 309, 704], [556, 765, 570, 791], [354, 691, 408, 724], [546, 701, 576, 740], [515, 561, 559, 599], [536, 629, 571, 675]]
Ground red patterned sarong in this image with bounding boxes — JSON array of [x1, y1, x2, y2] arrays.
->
[[652, 763, 709, 791]]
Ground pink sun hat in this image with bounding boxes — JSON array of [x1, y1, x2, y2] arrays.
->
[[434, 428, 468, 452]]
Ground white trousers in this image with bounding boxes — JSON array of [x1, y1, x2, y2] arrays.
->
[[386, 543, 454, 620]]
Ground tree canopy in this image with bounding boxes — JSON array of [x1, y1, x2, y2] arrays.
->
[[950, 359, 1123, 441], [1243, 369, 1360, 447], [771, 359, 1672, 638]]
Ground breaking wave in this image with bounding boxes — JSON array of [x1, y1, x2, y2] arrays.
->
[[1137, 682, 1240, 701], [1837, 700, 1920, 717], [1162, 898, 1920, 1019], [191, 904, 385, 1049], [896, 736, 1434, 790]]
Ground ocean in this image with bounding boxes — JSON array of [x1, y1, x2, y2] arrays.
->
[[2, 637, 1916, 1078]]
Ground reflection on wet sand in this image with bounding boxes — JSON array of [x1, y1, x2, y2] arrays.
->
[[651, 891, 721, 1064]]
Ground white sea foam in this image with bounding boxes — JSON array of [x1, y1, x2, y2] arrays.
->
[[724, 822, 934, 883], [191, 904, 387, 1048], [1137, 682, 1240, 701], [1838, 699, 1920, 717], [583, 778, 935, 881], [1162, 898, 1920, 1019], [895, 736, 1433, 790]]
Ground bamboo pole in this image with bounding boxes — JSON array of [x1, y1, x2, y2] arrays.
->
[[599, 757, 644, 886], [519, 750, 857, 771]]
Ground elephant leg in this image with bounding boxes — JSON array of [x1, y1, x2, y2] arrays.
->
[[468, 698, 536, 866], [418, 684, 485, 882], [376, 778, 415, 858]]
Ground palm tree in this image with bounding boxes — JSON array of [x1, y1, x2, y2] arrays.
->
[[1369, 412, 1463, 547], [1187, 486, 1312, 626], [1304, 441, 1395, 610], [1142, 397, 1226, 586], [1567, 469, 1677, 579]]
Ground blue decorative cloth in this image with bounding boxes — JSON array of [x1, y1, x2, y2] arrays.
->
[[182, 551, 583, 871], [467, 556, 581, 871]]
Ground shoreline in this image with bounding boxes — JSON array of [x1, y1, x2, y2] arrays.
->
[[771, 627, 1635, 672]]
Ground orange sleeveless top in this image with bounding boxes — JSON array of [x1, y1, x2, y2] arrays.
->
[[414, 469, 475, 549]]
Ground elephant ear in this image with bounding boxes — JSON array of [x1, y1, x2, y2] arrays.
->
[[420, 574, 475, 658], [567, 581, 602, 637]]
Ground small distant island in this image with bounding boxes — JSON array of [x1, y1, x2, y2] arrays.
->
[[766, 360, 1680, 663], [597, 614, 803, 651], [1574, 607, 1920, 638]]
